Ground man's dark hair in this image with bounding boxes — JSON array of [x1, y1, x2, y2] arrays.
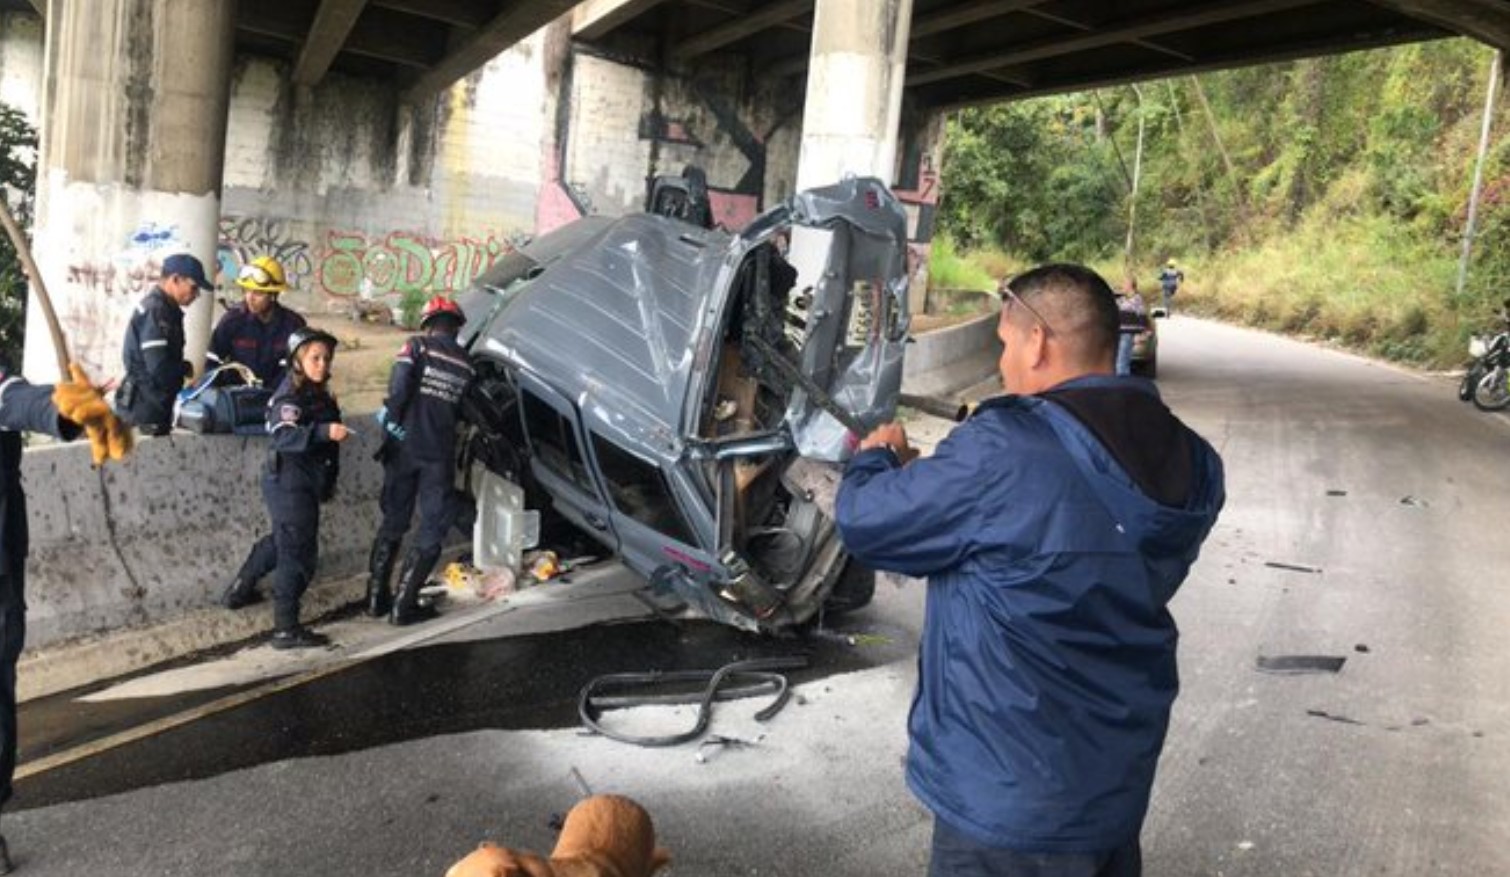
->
[[1004, 263, 1119, 365]]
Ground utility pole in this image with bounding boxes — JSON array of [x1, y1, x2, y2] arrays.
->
[[1125, 84, 1146, 267], [1457, 50, 1502, 300]]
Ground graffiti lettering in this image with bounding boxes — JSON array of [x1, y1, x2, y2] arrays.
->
[[315, 230, 522, 298], [66, 259, 163, 299], [218, 216, 315, 290]]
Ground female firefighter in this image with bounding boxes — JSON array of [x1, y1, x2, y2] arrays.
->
[[221, 327, 349, 648]]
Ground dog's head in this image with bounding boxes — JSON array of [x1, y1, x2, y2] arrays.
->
[[445, 842, 556, 877], [551, 795, 670, 877]]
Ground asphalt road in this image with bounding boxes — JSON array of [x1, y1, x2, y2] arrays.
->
[[7, 316, 1509, 876]]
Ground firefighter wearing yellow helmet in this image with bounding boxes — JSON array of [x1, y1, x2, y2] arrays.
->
[[1158, 259, 1184, 315], [206, 255, 308, 386]]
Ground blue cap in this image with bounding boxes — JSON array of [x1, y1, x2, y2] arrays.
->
[[161, 253, 213, 290]]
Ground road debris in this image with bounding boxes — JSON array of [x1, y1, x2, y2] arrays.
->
[[1399, 495, 1429, 508], [577, 656, 808, 747], [695, 733, 765, 764], [1257, 655, 1346, 674], [1306, 709, 1364, 725], [1264, 561, 1322, 574]]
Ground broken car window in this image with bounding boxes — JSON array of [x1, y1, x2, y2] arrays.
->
[[591, 434, 697, 546], [521, 391, 594, 494]]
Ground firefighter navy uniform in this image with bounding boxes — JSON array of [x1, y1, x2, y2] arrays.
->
[[206, 303, 306, 387], [367, 301, 475, 625], [225, 372, 343, 646], [119, 286, 190, 434]]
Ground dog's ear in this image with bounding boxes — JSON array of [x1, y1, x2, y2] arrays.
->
[[650, 847, 672, 874]]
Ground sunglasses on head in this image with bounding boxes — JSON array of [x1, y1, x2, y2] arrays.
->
[[999, 286, 1054, 336]]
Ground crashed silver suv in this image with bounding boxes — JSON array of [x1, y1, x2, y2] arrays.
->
[[456, 177, 910, 633]]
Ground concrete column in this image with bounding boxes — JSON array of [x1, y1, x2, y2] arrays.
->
[[23, 0, 235, 383], [794, 0, 913, 190]]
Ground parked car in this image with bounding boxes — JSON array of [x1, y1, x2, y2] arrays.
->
[[454, 177, 911, 633]]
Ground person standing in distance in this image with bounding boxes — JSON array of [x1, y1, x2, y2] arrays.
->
[[206, 255, 307, 386], [1158, 259, 1184, 315], [222, 327, 347, 649], [118, 253, 211, 434], [835, 264, 1225, 877], [366, 296, 475, 626]]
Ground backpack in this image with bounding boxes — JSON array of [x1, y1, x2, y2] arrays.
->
[[174, 363, 274, 436]]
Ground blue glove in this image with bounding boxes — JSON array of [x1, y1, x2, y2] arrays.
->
[[376, 406, 407, 442]]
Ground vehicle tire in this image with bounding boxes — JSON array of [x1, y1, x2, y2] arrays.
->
[[823, 557, 875, 615], [1471, 366, 1510, 411], [1459, 362, 1486, 402]]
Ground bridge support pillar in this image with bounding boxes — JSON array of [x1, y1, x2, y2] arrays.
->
[[23, 0, 235, 382], [794, 0, 913, 190]]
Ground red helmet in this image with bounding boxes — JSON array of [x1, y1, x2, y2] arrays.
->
[[419, 295, 464, 329]]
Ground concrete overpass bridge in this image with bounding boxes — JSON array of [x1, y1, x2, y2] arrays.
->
[[7, 0, 1507, 382]]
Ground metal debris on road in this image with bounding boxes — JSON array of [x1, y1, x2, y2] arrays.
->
[[1306, 709, 1364, 725], [1256, 655, 1346, 674], [1326, 489, 1347, 497], [1264, 561, 1323, 574], [1399, 495, 1429, 508], [695, 733, 765, 764]]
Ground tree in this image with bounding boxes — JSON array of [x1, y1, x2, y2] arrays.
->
[[0, 104, 36, 366]]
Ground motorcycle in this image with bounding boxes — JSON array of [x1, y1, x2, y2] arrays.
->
[[1464, 329, 1510, 411]]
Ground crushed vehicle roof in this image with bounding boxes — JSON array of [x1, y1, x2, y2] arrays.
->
[[477, 214, 730, 433]]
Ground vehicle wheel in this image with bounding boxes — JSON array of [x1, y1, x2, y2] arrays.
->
[[823, 558, 875, 615], [1471, 366, 1510, 411], [1459, 363, 1486, 402]]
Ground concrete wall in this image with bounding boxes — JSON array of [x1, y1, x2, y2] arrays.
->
[[23, 422, 388, 649], [901, 310, 1001, 397]]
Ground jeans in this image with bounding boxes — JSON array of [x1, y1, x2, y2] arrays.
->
[[1116, 334, 1134, 376], [928, 819, 1142, 877]]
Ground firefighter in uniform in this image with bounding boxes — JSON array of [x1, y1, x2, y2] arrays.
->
[[221, 327, 348, 649], [118, 253, 210, 434], [206, 255, 307, 386], [0, 361, 128, 870], [366, 296, 474, 626]]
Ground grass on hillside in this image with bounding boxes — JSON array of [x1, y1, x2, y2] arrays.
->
[[947, 218, 1495, 369]]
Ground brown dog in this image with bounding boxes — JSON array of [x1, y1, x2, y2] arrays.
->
[[446, 794, 671, 877]]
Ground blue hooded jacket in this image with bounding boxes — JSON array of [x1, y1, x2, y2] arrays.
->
[[836, 375, 1224, 852]]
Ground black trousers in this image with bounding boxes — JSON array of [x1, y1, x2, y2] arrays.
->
[[377, 454, 457, 553], [0, 571, 23, 807], [928, 819, 1142, 877], [260, 473, 320, 630]]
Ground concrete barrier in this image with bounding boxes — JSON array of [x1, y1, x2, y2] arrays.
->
[[902, 310, 1001, 398], [22, 419, 388, 651]]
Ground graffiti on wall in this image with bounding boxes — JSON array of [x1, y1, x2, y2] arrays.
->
[[217, 217, 315, 291], [317, 229, 525, 297], [216, 218, 528, 300]]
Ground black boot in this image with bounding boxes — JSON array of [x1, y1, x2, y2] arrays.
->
[[220, 577, 262, 610], [366, 539, 400, 617], [0, 826, 11, 875], [270, 602, 329, 649], [390, 546, 441, 627], [270, 626, 330, 650]]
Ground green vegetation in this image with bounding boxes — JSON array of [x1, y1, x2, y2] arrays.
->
[[932, 39, 1509, 366], [0, 103, 35, 365]]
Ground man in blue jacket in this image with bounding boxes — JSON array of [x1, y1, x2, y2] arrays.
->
[[836, 263, 1225, 877]]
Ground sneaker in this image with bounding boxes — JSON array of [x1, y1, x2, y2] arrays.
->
[[269, 627, 331, 650]]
